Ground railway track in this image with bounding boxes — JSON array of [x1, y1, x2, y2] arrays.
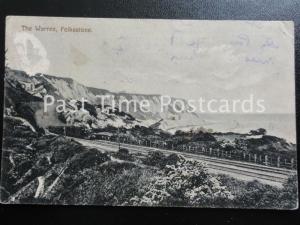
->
[[73, 138, 297, 186]]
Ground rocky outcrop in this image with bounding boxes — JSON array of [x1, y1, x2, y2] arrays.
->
[[4, 68, 201, 130]]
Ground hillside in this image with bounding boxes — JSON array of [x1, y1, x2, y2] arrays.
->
[[5, 68, 201, 129]]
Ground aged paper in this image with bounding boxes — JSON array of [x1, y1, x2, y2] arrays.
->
[[1, 16, 297, 208]]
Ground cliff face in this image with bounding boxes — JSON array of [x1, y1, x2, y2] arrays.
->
[[34, 72, 201, 123], [4, 68, 201, 130]]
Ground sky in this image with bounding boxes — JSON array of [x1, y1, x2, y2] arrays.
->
[[5, 16, 296, 113]]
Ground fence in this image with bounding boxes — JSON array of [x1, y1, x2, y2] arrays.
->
[[176, 145, 297, 170], [93, 136, 297, 170]]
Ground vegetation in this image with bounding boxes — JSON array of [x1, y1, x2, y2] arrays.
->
[[2, 67, 297, 208], [218, 174, 298, 209], [61, 125, 296, 168], [1, 118, 297, 209]]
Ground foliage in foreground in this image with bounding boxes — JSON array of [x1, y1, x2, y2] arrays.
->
[[218, 174, 298, 209], [1, 117, 298, 209], [130, 155, 233, 207]]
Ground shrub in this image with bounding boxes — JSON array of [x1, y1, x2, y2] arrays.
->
[[114, 148, 134, 161], [278, 175, 298, 209], [143, 151, 167, 168], [219, 174, 298, 209], [67, 148, 110, 172], [130, 155, 233, 207]]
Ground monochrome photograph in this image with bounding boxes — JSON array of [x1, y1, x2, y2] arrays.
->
[[1, 16, 298, 209]]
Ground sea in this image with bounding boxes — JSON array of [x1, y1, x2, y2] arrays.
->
[[166, 113, 296, 144]]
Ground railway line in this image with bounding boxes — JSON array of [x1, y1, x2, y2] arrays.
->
[[73, 138, 297, 187]]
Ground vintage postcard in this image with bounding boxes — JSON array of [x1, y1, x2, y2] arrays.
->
[[1, 16, 298, 208]]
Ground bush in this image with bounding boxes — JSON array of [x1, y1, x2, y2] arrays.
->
[[46, 137, 84, 163], [164, 153, 180, 166], [278, 175, 298, 209], [249, 128, 266, 135], [219, 174, 298, 209], [56, 161, 152, 205], [67, 148, 110, 172], [114, 148, 134, 161], [130, 155, 233, 207], [143, 151, 167, 168], [93, 166, 155, 205]]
